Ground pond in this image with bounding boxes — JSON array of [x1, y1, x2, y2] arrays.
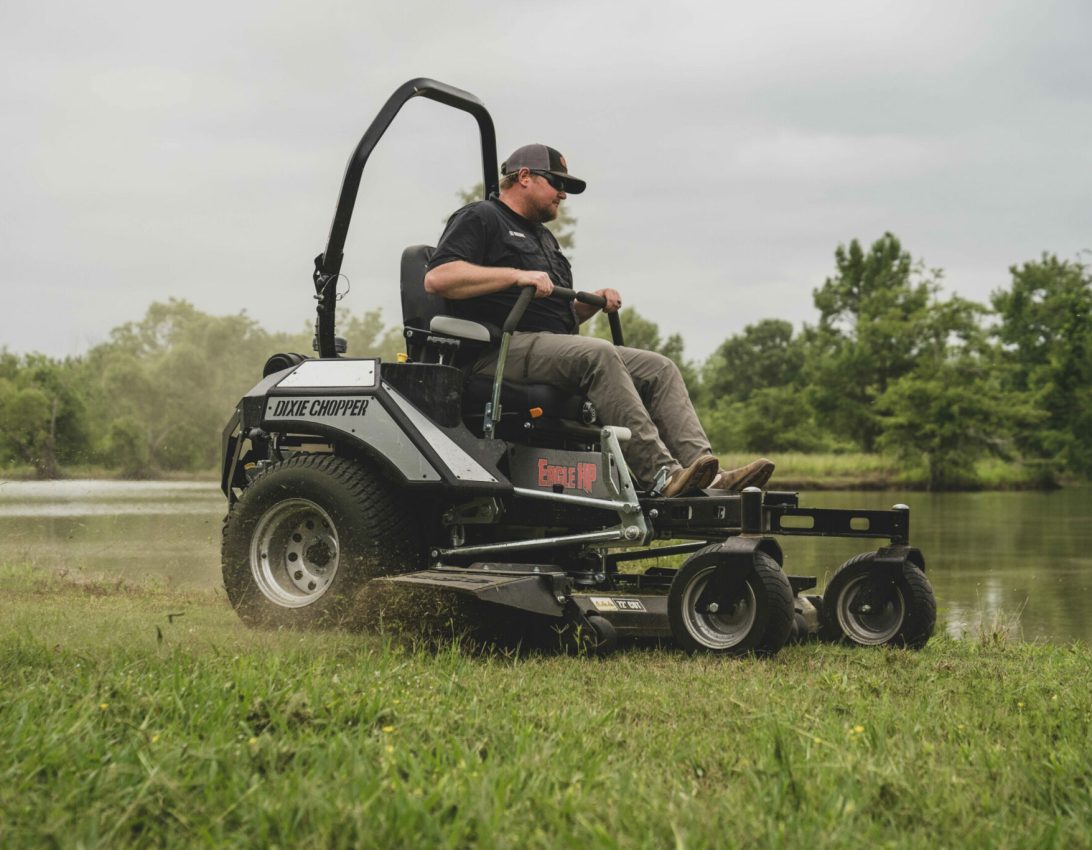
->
[[1, 479, 1089, 644]]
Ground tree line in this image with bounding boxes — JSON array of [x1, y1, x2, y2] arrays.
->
[[2, 233, 1089, 488], [591, 233, 1089, 488]]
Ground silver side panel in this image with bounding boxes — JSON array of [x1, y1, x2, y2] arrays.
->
[[264, 395, 440, 482], [278, 359, 378, 389], [384, 384, 498, 483]]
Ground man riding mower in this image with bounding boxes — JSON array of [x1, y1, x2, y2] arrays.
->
[[219, 79, 937, 656]]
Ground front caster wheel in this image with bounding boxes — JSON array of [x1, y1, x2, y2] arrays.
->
[[555, 613, 618, 656], [820, 553, 936, 649], [582, 614, 618, 656], [668, 549, 794, 656]]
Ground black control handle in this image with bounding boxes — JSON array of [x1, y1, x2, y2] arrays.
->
[[548, 289, 624, 346]]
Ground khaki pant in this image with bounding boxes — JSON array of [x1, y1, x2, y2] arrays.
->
[[475, 332, 712, 485]]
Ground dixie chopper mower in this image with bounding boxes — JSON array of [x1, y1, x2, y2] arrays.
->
[[220, 79, 937, 655]]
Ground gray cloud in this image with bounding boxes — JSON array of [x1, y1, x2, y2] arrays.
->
[[2, 0, 1090, 360]]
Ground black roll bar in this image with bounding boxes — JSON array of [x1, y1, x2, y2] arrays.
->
[[312, 78, 499, 358]]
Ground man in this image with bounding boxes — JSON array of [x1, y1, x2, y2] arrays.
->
[[423, 143, 773, 498]]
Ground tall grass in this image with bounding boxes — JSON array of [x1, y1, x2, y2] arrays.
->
[[715, 452, 1059, 491], [1, 566, 1089, 849]]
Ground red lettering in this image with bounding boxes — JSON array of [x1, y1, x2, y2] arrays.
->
[[577, 462, 597, 494], [537, 459, 590, 491]]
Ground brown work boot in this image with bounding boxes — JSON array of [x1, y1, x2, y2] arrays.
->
[[709, 458, 775, 491], [661, 455, 718, 498]]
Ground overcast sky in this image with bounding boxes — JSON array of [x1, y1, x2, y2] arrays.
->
[[3, 0, 1090, 362]]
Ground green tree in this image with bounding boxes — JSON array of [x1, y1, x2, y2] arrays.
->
[[81, 300, 407, 474], [874, 297, 1038, 489], [84, 300, 280, 472], [0, 352, 89, 477], [990, 254, 1092, 474], [701, 319, 806, 406], [697, 320, 823, 454], [103, 417, 151, 478], [806, 233, 941, 452], [705, 387, 831, 455], [0, 380, 52, 473], [334, 309, 405, 361]]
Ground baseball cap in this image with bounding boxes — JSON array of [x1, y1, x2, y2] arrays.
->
[[500, 144, 586, 194]]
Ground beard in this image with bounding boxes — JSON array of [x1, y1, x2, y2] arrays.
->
[[534, 200, 560, 223]]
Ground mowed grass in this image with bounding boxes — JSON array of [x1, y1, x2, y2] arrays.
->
[[2, 567, 1090, 850]]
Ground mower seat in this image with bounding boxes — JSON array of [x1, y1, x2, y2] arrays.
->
[[399, 244, 596, 427], [462, 373, 589, 422]]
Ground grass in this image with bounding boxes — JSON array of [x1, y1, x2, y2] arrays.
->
[[715, 452, 1064, 491], [718, 452, 899, 490], [1, 566, 1090, 849]]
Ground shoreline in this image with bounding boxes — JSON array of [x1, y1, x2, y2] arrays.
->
[[2, 465, 1077, 493]]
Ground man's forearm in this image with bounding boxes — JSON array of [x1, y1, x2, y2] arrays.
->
[[424, 260, 521, 300], [425, 261, 555, 300], [573, 302, 601, 323]]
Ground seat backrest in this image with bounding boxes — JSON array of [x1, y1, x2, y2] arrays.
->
[[400, 245, 447, 330], [398, 247, 593, 432]]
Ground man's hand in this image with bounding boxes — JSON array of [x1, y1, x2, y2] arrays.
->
[[574, 287, 623, 324], [514, 270, 555, 298], [595, 288, 622, 313]]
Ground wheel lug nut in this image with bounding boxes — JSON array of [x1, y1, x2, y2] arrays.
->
[[706, 603, 719, 613], [307, 581, 316, 591], [294, 571, 303, 580]]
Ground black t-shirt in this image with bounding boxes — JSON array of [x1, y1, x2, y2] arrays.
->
[[428, 198, 577, 334]]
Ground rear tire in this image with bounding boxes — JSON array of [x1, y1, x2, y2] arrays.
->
[[668, 549, 794, 656], [222, 454, 426, 628], [820, 553, 936, 649]]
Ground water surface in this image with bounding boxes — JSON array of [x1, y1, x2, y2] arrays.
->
[[1, 479, 1089, 643]]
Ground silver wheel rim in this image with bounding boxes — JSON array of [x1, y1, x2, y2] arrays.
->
[[249, 499, 340, 608], [680, 566, 757, 649], [836, 573, 905, 645]]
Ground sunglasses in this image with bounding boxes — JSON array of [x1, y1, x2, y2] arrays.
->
[[528, 170, 569, 192]]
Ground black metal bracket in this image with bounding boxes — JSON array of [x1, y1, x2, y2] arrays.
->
[[766, 503, 910, 544], [687, 537, 784, 612]]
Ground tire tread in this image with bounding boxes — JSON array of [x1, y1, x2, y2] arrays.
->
[[221, 453, 426, 628], [820, 552, 936, 649]]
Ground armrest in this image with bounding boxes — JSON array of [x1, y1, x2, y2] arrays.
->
[[429, 315, 497, 343]]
